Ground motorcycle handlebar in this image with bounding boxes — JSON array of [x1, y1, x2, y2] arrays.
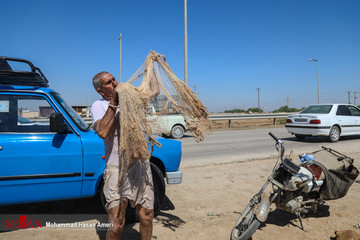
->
[[269, 132, 284, 159], [268, 132, 279, 142]]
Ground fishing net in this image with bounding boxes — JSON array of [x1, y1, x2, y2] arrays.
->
[[116, 50, 211, 181]]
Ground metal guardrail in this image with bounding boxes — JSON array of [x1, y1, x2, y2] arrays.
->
[[82, 113, 290, 128], [209, 113, 290, 128], [208, 113, 289, 120]]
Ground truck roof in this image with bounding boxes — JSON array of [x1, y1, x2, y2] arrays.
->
[[0, 56, 49, 88]]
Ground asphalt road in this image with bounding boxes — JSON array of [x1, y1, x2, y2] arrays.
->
[[178, 126, 360, 167]]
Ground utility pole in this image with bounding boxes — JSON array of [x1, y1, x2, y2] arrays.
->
[[257, 88, 260, 110], [119, 33, 122, 82], [355, 91, 359, 106], [286, 96, 289, 107], [86, 94, 89, 117], [184, 0, 188, 85], [308, 58, 320, 104], [348, 91, 351, 104]]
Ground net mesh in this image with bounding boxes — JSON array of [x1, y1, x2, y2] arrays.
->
[[116, 50, 211, 181]]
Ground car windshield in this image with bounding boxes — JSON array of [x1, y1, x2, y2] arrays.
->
[[50, 92, 90, 131], [300, 105, 333, 114]]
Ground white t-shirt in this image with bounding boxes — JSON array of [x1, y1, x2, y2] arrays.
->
[[91, 99, 120, 166]]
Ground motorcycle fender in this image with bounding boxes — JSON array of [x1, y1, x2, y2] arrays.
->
[[255, 192, 270, 222]]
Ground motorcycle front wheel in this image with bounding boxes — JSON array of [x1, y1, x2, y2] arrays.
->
[[230, 201, 261, 240]]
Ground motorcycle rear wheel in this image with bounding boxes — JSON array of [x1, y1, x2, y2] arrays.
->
[[230, 205, 261, 240]]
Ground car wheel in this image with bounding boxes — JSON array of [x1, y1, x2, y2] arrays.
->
[[295, 134, 306, 140], [171, 125, 184, 139], [329, 126, 340, 142]]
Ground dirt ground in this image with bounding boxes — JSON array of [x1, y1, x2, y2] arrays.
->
[[1, 153, 359, 240]]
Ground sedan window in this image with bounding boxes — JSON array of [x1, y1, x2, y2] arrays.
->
[[348, 106, 360, 116], [336, 105, 352, 116], [301, 105, 332, 114]]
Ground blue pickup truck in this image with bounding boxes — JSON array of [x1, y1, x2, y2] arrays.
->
[[0, 56, 182, 212]]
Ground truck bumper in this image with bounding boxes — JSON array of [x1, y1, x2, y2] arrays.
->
[[166, 170, 183, 184]]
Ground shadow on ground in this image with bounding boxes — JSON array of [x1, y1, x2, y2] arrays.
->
[[259, 204, 330, 231], [282, 135, 360, 143]]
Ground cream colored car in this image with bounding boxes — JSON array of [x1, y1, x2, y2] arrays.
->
[[146, 106, 188, 139]]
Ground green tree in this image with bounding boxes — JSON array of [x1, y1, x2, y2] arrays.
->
[[224, 108, 247, 113], [247, 107, 263, 113], [272, 106, 302, 113]]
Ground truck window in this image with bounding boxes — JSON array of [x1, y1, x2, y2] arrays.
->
[[50, 92, 89, 131], [0, 94, 53, 132]]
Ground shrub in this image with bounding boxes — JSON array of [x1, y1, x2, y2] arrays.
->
[[272, 106, 303, 113]]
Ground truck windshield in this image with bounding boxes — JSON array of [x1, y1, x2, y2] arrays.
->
[[50, 92, 90, 131]]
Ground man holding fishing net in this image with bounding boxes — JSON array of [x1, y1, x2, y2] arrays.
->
[[91, 71, 158, 240], [91, 50, 210, 240]]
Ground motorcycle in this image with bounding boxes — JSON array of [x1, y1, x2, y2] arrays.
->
[[230, 132, 359, 240]]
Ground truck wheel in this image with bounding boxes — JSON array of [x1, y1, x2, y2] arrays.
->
[[171, 125, 184, 139], [99, 163, 166, 222], [126, 163, 165, 222], [151, 163, 166, 212], [99, 182, 141, 223], [99, 181, 106, 211]]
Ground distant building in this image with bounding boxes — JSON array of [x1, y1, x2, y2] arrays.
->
[[39, 106, 54, 117], [72, 105, 90, 117]]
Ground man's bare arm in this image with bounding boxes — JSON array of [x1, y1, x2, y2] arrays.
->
[[93, 106, 117, 139], [94, 87, 119, 139]]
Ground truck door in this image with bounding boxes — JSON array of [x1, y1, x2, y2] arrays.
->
[[0, 93, 83, 205]]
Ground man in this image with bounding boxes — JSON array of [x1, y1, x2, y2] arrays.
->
[[91, 71, 154, 240]]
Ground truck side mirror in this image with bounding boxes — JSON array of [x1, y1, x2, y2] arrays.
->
[[50, 112, 68, 133]]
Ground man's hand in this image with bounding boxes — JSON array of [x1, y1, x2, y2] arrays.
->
[[110, 83, 123, 106], [110, 87, 119, 106]]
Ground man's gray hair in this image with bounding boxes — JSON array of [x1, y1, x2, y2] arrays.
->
[[92, 71, 109, 90]]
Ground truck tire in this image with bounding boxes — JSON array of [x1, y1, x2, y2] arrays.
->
[[126, 163, 165, 222], [99, 162, 166, 222], [99, 181, 106, 211], [151, 162, 166, 212], [171, 125, 185, 139], [99, 181, 138, 223]]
